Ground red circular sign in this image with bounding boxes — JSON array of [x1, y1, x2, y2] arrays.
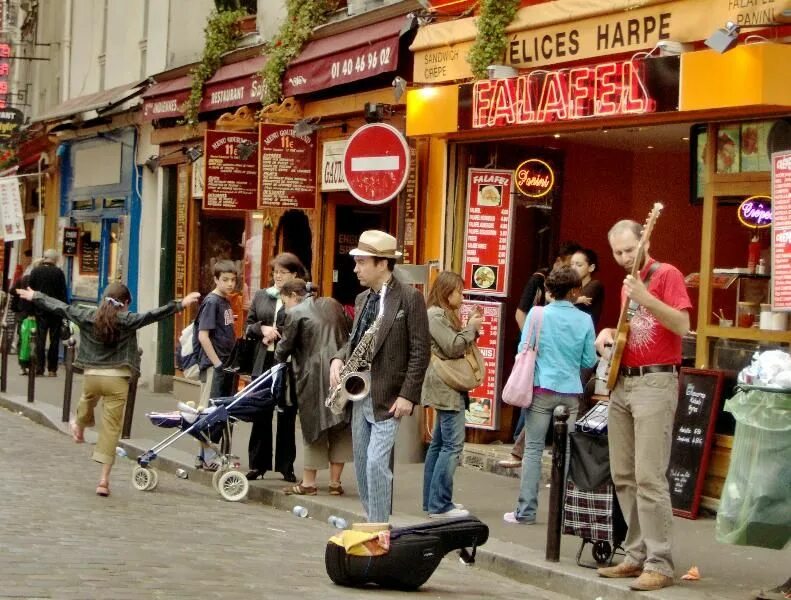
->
[[343, 123, 410, 205]]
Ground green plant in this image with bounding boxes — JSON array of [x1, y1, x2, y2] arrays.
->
[[214, 0, 256, 12], [182, 8, 248, 128], [258, 0, 338, 107], [467, 0, 520, 79]]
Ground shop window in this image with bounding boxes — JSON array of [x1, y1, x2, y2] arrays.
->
[[275, 209, 313, 279], [103, 197, 126, 209], [72, 199, 95, 211], [72, 221, 101, 300]]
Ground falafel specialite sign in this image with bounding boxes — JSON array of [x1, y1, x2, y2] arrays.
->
[[459, 57, 679, 130]]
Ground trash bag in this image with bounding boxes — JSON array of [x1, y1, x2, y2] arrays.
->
[[715, 387, 791, 550]]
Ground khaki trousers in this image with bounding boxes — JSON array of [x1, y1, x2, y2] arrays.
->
[[609, 372, 678, 578], [76, 374, 130, 465], [303, 424, 353, 470]]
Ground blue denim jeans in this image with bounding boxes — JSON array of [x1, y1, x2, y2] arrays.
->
[[422, 408, 466, 514], [514, 390, 578, 522]]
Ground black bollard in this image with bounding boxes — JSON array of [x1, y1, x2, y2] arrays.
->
[[545, 405, 570, 562], [61, 338, 76, 422], [0, 317, 9, 394], [26, 323, 37, 403], [121, 349, 142, 439]]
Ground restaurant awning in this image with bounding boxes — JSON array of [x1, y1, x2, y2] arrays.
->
[[32, 81, 144, 123], [142, 55, 267, 122], [282, 14, 415, 97]]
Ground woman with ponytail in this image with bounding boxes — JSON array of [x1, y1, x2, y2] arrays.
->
[[16, 282, 200, 497]]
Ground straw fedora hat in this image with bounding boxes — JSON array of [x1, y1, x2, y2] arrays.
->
[[349, 230, 402, 258]]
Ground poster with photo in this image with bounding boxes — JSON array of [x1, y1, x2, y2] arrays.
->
[[740, 121, 771, 173], [461, 300, 503, 430], [716, 124, 740, 174], [693, 127, 707, 203]]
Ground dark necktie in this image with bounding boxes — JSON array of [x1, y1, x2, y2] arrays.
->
[[350, 291, 380, 352]]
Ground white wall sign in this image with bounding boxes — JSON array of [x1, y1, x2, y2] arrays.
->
[[321, 139, 348, 192], [0, 177, 27, 241]]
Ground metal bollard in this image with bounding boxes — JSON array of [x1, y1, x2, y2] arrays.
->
[[121, 349, 142, 439], [0, 316, 9, 394], [61, 338, 76, 422], [26, 324, 37, 403], [545, 405, 570, 563]]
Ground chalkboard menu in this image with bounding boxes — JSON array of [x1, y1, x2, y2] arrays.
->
[[203, 130, 259, 211], [80, 240, 101, 274], [668, 368, 724, 519], [258, 124, 316, 209], [62, 227, 79, 256]]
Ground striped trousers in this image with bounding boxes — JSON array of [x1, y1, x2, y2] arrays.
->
[[352, 396, 400, 523]]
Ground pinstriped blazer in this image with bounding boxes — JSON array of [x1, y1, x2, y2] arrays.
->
[[335, 275, 430, 421]]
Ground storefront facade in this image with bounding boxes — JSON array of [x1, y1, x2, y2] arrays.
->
[[406, 0, 791, 496]]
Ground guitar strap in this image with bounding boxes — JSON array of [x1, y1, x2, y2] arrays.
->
[[627, 261, 662, 314]]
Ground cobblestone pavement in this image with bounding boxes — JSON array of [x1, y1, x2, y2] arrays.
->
[[0, 406, 573, 600]]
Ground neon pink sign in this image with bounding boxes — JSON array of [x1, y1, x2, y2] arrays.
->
[[472, 59, 655, 129]]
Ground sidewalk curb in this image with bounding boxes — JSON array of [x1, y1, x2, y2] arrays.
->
[[0, 393, 676, 600]]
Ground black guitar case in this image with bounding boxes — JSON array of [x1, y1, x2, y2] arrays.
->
[[325, 517, 489, 590]]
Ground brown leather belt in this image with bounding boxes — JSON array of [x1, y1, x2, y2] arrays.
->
[[619, 364, 678, 377]]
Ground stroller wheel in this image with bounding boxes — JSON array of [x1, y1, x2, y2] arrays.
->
[[132, 466, 156, 491], [592, 541, 613, 565], [212, 468, 226, 492], [145, 468, 159, 491], [217, 470, 249, 502]]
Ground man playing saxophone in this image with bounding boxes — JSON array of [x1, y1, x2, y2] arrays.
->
[[329, 230, 430, 523]]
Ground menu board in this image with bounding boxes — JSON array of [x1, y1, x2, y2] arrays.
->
[[62, 227, 79, 256], [80, 240, 101, 274], [259, 124, 316, 209], [461, 300, 503, 430], [668, 368, 723, 519], [771, 151, 791, 310], [402, 146, 418, 264], [0, 177, 26, 242], [462, 169, 513, 296], [203, 130, 259, 211], [175, 164, 189, 300]]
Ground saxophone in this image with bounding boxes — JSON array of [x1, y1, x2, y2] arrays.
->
[[325, 283, 387, 415]]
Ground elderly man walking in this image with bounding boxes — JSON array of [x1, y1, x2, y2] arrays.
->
[[29, 249, 69, 376]]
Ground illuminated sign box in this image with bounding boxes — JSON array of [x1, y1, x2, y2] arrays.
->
[[458, 55, 679, 131]]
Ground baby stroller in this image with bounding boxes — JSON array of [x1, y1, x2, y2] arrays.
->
[[562, 402, 627, 568], [133, 363, 287, 502]]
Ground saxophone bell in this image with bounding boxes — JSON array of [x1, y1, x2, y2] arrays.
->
[[340, 370, 370, 403]]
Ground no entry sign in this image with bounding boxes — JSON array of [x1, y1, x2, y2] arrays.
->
[[342, 123, 410, 205]]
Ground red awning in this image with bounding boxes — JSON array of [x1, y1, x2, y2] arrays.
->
[[142, 55, 267, 122], [283, 15, 413, 97]]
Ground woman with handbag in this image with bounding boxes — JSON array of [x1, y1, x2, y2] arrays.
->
[[244, 252, 306, 482], [422, 271, 483, 519], [504, 266, 597, 524], [274, 279, 353, 495]]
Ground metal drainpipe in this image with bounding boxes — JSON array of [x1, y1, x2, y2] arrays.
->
[[62, 0, 72, 102]]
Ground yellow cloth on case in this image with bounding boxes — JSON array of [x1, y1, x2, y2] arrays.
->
[[328, 529, 391, 556]]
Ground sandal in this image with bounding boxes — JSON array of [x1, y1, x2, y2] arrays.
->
[[69, 421, 85, 444], [96, 480, 110, 497], [283, 483, 317, 496], [328, 481, 344, 496]]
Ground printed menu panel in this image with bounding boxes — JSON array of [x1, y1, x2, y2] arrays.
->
[[462, 300, 503, 430], [462, 169, 513, 296], [259, 124, 316, 209], [203, 130, 259, 211], [772, 151, 791, 310]]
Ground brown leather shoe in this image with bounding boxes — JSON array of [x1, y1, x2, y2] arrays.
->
[[597, 562, 643, 578], [629, 571, 674, 591]]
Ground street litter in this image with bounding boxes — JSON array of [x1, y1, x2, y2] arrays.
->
[[681, 566, 701, 581]]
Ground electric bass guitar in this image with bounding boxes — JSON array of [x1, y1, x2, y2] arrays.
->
[[605, 202, 664, 390]]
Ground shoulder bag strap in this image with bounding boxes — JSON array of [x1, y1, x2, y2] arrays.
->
[[532, 306, 544, 350]]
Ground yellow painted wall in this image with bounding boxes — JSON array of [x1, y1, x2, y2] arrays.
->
[[406, 86, 459, 137]]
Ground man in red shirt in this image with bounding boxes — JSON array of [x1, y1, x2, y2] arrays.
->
[[595, 220, 692, 591]]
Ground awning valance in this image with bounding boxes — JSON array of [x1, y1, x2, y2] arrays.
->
[[282, 15, 414, 97], [142, 55, 267, 122]]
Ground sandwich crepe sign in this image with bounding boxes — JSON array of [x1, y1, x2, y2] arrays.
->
[[462, 168, 514, 296]]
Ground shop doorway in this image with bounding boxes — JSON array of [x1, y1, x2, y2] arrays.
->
[[328, 194, 392, 308], [275, 209, 313, 279], [198, 215, 245, 296]]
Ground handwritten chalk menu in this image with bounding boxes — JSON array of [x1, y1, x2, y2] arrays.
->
[[462, 169, 513, 296], [62, 227, 79, 256], [259, 124, 316, 209], [461, 300, 503, 430], [668, 368, 724, 519], [203, 130, 259, 211], [771, 151, 791, 310], [80, 239, 101, 274]]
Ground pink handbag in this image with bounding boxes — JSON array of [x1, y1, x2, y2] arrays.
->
[[502, 307, 543, 408]]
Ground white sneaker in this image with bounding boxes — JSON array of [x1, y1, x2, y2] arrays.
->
[[453, 503, 464, 509], [429, 507, 470, 519]]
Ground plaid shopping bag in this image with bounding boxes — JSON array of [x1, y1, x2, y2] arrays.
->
[[563, 479, 616, 542]]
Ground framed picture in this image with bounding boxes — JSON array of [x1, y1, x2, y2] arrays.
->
[[689, 124, 707, 205], [740, 120, 772, 172], [716, 124, 740, 174]]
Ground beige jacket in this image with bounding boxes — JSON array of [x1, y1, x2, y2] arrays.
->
[[421, 306, 477, 412]]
